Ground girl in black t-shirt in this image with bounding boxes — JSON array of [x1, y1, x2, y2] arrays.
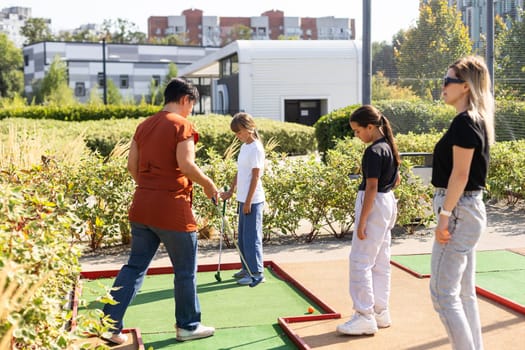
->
[[337, 105, 400, 336], [430, 56, 495, 350]]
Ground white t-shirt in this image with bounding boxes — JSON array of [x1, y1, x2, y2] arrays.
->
[[236, 140, 265, 203]]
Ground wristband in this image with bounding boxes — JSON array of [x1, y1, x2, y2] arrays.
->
[[439, 208, 452, 217]]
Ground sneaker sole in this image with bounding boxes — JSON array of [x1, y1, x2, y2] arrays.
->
[[336, 325, 378, 335], [176, 332, 214, 342]]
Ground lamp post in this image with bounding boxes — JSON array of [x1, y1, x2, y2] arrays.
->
[[102, 37, 107, 105]]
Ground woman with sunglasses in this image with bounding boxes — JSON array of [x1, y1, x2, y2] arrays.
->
[[430, 56, 495, 350]]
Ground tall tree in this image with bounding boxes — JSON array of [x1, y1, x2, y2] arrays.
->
[[222, 24, 252, 46], [496, 11, 525, 99], [149, 62, 178, 105], [102, 18, 147, 44], [0, 33, 24, 98], [32, 55, 75, 105], [20, 18, 54, 45], [372, 41, 397, 79], [395, 0, 472, 99]]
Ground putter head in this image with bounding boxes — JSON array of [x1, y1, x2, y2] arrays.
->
[[249, 276, 264, 288], [215, 272, 221, 282]]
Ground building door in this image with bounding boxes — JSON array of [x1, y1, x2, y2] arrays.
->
[[284, 99, 321, 126]]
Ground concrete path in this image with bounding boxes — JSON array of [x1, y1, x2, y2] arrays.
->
[[80, 202, 524, 271]]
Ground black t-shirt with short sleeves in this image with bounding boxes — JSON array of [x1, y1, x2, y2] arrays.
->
[[431, 111, 489, 191], [358, 138, 398, 193]]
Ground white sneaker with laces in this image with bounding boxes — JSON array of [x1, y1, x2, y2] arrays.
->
[[101, 332, 128, 345], [375, 309, 391, 328], [336, 313, 378, 335], [176, 324, 215, 341]]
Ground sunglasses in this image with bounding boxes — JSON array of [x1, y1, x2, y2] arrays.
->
[[443, 76, 465, 87]]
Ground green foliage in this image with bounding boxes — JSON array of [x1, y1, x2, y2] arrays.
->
[[66, 152, 134, 250], [0, 33, 24, 99], [494, 100, 525, 141], [314, 105, 360, 154], [20, 18, 54, 45], [495, 9, 525, 99], [106, 80, 123, 105], [315, 100, 454, 154], [372, 41, 397, 79], [372, 72, 418, 101], [487, 140, 525, 204], [0, 164, 83, 348], [33, 55, 76, 105], [395, 0, 472, 99]]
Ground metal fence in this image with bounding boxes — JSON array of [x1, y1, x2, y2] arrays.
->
[[367, 0, 525, 141]]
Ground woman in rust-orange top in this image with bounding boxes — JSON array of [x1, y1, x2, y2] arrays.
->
[[102, 78, 218, 344]]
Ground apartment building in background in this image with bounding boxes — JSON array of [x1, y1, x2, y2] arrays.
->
[[445, 0, 524, 50], [0, 6, 32, 47], [148, 8, 355, 46]]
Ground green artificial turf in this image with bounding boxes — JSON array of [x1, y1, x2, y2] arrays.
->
[[79, 267, 324, 349], [390, 250, 525, 307], [476, 270, 525, 305]]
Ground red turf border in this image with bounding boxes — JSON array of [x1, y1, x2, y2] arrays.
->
[[389, 259, 430, 279], [78, 260, 340, 350]]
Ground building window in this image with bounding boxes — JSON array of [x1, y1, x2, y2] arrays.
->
[[74, 82, 86, 97], [97, 72, 105, 87], [24, 55, 29, 66], [152, 75, 161, 87], [120, 75, 129, 89]]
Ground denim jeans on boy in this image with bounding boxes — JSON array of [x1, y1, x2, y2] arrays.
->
[[430, 189, 485, 350], [238, 202, 264, 275], [103, 222, 201, 333]]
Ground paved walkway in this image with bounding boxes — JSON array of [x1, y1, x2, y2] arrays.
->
[[81, 202, 524, 271], [79, 202, 524, 349]]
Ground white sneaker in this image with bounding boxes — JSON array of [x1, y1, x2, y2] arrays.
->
[[176, 324, 215, 341], [101, 332, 128, 345], [375, 309, 391, 328], [237, 274, 265, 285], [336, 313, 378, 335]]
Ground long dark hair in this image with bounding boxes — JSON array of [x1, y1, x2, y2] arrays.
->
[[350, 105, 401, 166]]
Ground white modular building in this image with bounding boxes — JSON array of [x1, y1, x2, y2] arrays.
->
[[22, 41, 219, 108], [178, 40, 362, 125]]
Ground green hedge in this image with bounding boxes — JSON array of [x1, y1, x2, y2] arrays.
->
[[0, 115, 316, 159], [314, 99, 525, 153], [0, 105, 158, 121]]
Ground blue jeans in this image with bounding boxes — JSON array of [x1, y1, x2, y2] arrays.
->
[[430, 190, 485, 350], [103, 222, 201, 332], [238, 202, 264, 275]]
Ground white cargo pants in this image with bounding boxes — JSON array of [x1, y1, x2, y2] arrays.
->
[[349, 190, 397, 315]]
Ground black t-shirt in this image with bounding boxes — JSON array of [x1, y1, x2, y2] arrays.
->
[[358, 138, 398, 193], [431, 111, 489, 191]]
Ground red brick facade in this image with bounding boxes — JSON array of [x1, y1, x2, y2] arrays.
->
[[147, 8, 354, 46]]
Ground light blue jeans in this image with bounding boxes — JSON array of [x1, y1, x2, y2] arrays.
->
[[103, 222, 201, 333], [238, 202, 264, 275], [430, 189, 486, 350]]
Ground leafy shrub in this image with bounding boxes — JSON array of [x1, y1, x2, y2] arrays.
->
[[0, 164, 84, 349], [314, 99, 525, 155], [487, 140, 525, 204]]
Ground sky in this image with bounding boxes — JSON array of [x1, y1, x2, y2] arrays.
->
[[7, 0, 420, 43]]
